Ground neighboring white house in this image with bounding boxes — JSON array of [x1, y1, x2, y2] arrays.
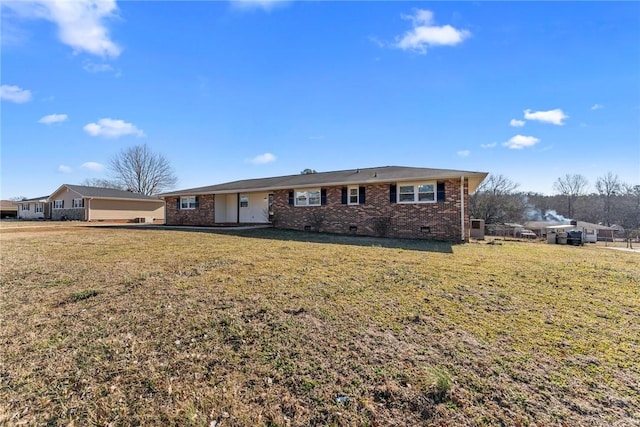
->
[[17, 196, 49, 220]]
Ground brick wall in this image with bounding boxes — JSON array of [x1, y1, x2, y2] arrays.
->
[[51, 208, 85, 221], [165, 195, 215, 225], [162, 179, 471, 241], [272, 179, 470, 241]]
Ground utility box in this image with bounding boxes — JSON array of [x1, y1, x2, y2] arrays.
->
[[470, 219, 485, 240], [557, 232, 568, 245]]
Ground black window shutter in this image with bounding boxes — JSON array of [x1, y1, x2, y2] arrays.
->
[[359, 186, 366, 204], [62, 200, 64, 208], [437, 182, 445, 202], [177, 198, 181, 209], [195, 196, 199, 208], [341, 187, 347, 204], [288, 191, 294, 206], [321, 189, 327, 205], [390, 184, 397, 203]]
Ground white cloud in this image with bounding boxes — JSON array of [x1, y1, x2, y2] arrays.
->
[[510, 119, 525, 127], [83, 61, 114, 73], [524, 108, 568, 125], [481, 142, 497, 149], [368, 36, 385, 49], [4, 0, 121, 58], [38, 113, 68, 124], [591, 104, 603, 111], [246, 152, 276, 164], [230, 0, 288, 11], [81, 161, 105, 171], [457, 150, 470, 157], [83, 118, 145, 138], [394, 9, 470, 54], [58, 164, 73, 173], [0, 84, 32, 103], [503, 135, 540, 150]]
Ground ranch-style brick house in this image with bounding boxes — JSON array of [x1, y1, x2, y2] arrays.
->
[[160, 166, 488, 241], [49, 184, 165, 223]]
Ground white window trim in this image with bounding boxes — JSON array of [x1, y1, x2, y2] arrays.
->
[[21, 204, 30, 211], [35, 203, 44, 213], [239, 195, 249, 208], [294, 188, 321, 207], [72, 198, 84, 208], [347, 186, 359, 205], [397, 182, 437, 204], [54, 200, 64, 209], [180, 196, 197, 210]]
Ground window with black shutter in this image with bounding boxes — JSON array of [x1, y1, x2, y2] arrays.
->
[[195, 196, 200, 208], [390, 184, 397, 203], [177, 198, 181, 210], [321, 189, 327, 205], [179, 196, 198, 209], [288, 191, 294, 206], [341, 187, 348, 204], [437, 182, 445, 202], [359, 186, 366, 204]]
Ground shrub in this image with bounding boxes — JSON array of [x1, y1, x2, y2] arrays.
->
[[419, 366, 452, 403], [372, 217, 392, 237]]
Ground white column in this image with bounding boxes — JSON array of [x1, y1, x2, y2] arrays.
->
[[460, 176, 465, 241]]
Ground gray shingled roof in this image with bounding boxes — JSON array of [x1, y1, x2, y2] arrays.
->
[[159, 166, 488, 197], [52, 185, 163, 201], [20, 196, 49, 202]]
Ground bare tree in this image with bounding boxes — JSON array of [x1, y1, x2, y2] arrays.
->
[[595, 172, 621, 226], [469, 174, 526, 224], [109, 144, 177, 195], [621, 184, 640, 229], [552, 174, 589, 218], [80, 178, 124, 190], [300, 168, 317, 174]]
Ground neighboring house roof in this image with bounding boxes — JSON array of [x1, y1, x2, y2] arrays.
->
[[19, 196, 49, 203], [159, 166, 489, 197], [49, 184, 164, 202], [524, 220, 616, 231], [0, 200, 18, 210]]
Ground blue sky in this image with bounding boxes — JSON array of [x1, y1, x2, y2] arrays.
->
[[2, 1, 639, 198]]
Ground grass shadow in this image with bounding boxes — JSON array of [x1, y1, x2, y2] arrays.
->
[[100, 225, 455, 253], [224, 228, 455, 253]]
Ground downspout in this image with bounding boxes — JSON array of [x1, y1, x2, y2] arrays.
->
[[87, 198, 91, 221], [236, 193, 240, 224], [460, 176, 465, 242]]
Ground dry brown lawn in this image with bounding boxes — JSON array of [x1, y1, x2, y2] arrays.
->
[[1, 225, 638, 426]]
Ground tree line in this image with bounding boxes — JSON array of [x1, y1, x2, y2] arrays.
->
[[469, 173, 640, 233]]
